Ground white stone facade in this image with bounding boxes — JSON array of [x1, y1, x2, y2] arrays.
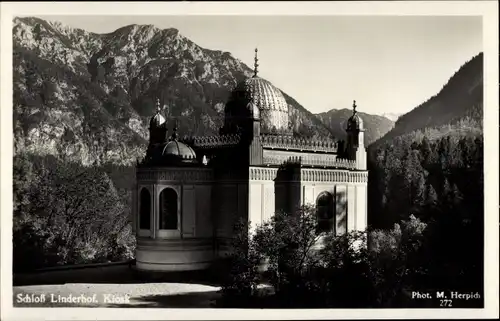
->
[[133, 56, 368, 273], [133, 161, 368, 272]]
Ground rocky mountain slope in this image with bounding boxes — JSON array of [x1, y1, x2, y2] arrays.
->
[[372, 52, 483, 147], [13, 16, 337, 166], [315, 109, 395, 146]]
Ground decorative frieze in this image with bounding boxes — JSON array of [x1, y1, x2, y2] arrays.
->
[[263, 152, 357, 170], [137, 167, 367, 183], [180, 134, 241, 149], [249, 167, 279, 181], [301, 169, 368, 183], [137, 168, 213, 182], [249, 166, 367, 183], [260, 134, 338, 153]]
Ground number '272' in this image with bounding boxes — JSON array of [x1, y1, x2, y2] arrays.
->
[[440, 299, 452, 307]]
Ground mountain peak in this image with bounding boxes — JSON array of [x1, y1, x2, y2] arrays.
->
[[12, 16, 336, 165], [381, 113, 401, 122]]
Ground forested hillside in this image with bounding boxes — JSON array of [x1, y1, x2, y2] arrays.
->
[[366, 52, 484, 297], [372, 53, 483, 147]]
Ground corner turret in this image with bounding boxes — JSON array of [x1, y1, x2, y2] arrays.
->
[[148, 98, 168, 154], [346, 100, 367, 170]]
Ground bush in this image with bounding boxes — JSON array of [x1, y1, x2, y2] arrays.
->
[[367, 215, 428, 307], [218, 219, 262, 307], [13, 154, 136, 272], [253, 206, 324, 297], [318, 230, 375, 307], [220, 207, 430, 308]]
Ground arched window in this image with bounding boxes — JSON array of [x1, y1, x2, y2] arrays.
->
[[139, 188, 151, 230], [159, 188, 178, 230], [316, 192, 334, 233]]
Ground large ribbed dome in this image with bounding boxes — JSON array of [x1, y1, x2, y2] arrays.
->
[[221, 49, 292, 136], [236, 77, 288, 113], [236, 76, 290, 134]]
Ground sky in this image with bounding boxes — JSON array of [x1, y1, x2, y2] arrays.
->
[[40, 15, 482, 116]]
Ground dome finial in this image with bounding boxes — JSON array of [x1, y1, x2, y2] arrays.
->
[[150, 97, 166, 128], [253, 48, 259, 77], [156, 98, 161, 113], [352, 100, 357, 114]]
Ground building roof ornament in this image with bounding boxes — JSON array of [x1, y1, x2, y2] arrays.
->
[[149, 97, 166, 128], [223, 48, 291, 134], [347, 99, 364, 131], [156, 98, 161, 113], [253, 48, 259, 78]]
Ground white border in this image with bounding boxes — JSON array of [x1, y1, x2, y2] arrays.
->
[[1, 1, 498, 320]]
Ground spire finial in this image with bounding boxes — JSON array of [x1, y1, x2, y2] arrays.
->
[[156, 98, 161, 113], [353, 100, 357, 114], [253, 48, 259, 77]]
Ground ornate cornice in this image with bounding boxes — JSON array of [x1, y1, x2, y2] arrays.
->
[[301, 169, 368, 183], [249, 166, 368, 183], [260, 134, 338, 153], [136, 166, 366, 183], [137, 168, 213, 182], [263, 153, 356, 169], [249, 167, 279, 181], [179, 134, 242, 150]]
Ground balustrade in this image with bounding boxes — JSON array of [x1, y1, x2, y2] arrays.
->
[[263, 154, 356, 169], [260, 134, 338, 152]]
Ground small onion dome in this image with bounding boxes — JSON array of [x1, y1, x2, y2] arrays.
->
[[161, 140, 197, 164], [347, 100, 364, 131], [347, 113, 364, 131], [150, 98, 166, 128], [147, 138, 199, 167], [150, 113, 166, 128]]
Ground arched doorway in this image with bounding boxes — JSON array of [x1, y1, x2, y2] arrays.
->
[[316, 191, 334, 233], [139, 188, 151, 230], [159, 188, 178, 230]]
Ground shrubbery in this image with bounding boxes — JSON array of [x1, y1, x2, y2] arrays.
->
[[220, 207, 429, 308], [13, 153, 135, 272]]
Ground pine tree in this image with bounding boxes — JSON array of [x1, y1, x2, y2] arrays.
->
[[437, 137, 450, 170], [441, 177, 454, 208], [412, 172, 426, 209], [419, 136, 432, 167]]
